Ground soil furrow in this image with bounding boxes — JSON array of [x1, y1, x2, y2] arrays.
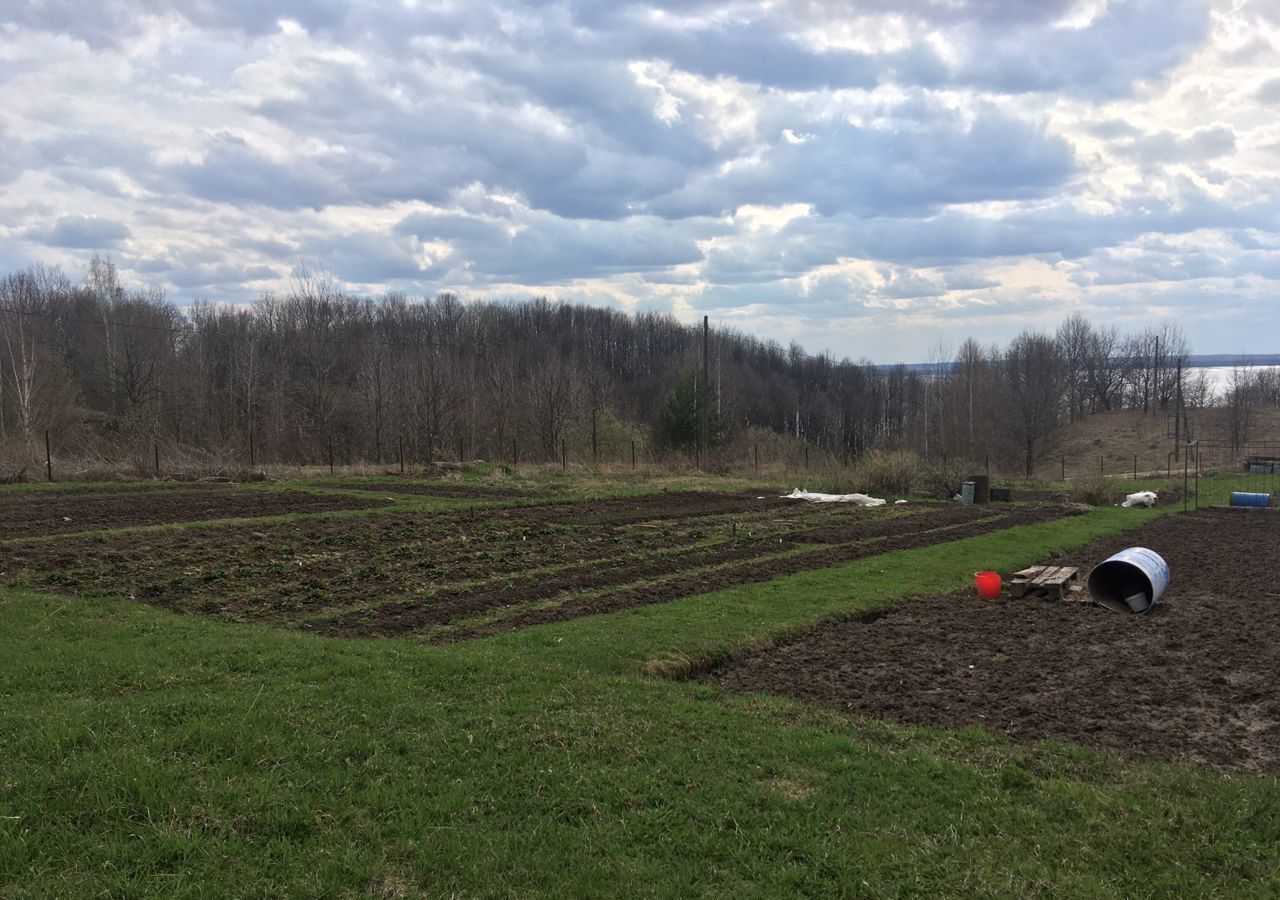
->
[[429, 507, 1066, 642]]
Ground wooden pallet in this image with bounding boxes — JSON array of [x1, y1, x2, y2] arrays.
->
[[1010, 565, 1081, 601]]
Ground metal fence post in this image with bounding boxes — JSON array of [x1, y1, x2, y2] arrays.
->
[[45, 429, 53, 482], [1183, 446, 1189, 512]]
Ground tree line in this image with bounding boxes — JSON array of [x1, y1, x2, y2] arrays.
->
[[1, 257, 1274, 476]]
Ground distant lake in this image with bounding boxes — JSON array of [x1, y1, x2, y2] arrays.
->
[[883, 356, 1278, 400], [1197, 365, 1278, 397]]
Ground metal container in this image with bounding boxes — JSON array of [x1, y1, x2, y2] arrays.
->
[[966, 474, 991, 504], [1230, 491, 1271, 508], [1087, 547, 1170, 614], [960, 481, 975, 504]]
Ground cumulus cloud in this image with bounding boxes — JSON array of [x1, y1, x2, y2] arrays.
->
[[0, 0, 1275, 357]]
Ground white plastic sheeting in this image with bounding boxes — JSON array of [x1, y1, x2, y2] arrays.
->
[[1121, 491, 1158, 508], [783, 488, 887, 506]]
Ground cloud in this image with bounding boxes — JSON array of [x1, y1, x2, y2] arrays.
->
[[170, 134, 348, 211], [1111, 125, 1237, 164], [651, 101, 1076, 218], [40, 215, 132, 248], [0, 0, 1275, 359], [1255, 77, 1280, 104], [395, 208, 710, 283]]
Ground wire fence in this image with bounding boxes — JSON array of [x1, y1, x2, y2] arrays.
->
[[1183, 441, 1280, 510], [12, 428, 1280, 508]]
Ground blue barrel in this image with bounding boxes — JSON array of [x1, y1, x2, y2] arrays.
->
[[1087, 547, 1170, 614], [1230, 491, 1271, 508]]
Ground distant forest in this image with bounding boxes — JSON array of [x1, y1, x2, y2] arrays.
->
[[2, 257, 1278, 476]]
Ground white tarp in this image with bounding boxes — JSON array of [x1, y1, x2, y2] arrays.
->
[[1121, 490, 1158, 508], [783, 488, 887, 506]]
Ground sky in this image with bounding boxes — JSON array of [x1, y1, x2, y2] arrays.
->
[[2, 0, 1279, 362]]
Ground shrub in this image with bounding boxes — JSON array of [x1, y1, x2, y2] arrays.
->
[[920, 456, 983, 500], [1069, 476, 1121, 506], [850, 450, 921, 496]]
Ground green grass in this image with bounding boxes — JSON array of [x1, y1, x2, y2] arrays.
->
[[3, 496, 1276, 898]]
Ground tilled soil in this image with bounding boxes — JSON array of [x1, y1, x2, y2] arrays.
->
[[710, 509, 1280, 772], [317, 481, 543, 500], [317, 506, 1068, 640], [2, 491, 846, 616], [0, 487, 390, 539]]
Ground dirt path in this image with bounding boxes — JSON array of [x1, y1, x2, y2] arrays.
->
[[711, 509, 1280, 772]]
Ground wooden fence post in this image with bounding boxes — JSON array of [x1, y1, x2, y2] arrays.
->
[[45, 429, 53, 482]]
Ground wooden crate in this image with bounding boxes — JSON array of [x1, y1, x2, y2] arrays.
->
[[1010, 565, 1082, 601]]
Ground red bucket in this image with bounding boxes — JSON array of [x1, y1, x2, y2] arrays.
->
[[974, 571, 1002, 600]]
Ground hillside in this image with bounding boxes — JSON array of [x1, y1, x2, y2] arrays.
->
[[1056, 407, 1280, 479]]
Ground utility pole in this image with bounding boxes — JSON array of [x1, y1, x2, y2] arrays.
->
[[1174, 359, 1183, 461], [701, 315, 710, 471], [1153, 335, 1160, 414]]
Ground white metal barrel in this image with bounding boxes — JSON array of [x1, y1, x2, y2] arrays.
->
[[1086, 547, 1170, 614]]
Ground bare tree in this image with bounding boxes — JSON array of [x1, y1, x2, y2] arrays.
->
[[1001, 331, 1064, 477], [1055, 313, 1091, 422], [528, 356, 578, 459], [1224, 362, 1254, 453]]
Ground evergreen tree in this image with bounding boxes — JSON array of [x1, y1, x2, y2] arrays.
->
[[657, 368, 727, 451]]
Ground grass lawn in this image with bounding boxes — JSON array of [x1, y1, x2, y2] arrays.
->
[[3, 491, 1277, 898]]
